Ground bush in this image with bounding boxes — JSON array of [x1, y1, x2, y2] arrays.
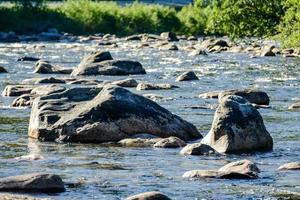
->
[[61, 0, 180, 35], [278, 0, 300, 49], [177, 2, 210, 36], [206, 0, 284, 37]]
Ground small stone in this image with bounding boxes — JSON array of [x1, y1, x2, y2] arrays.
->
[[125, 191, 172, 200], [278, 162, 300, 170], [183, 170, 219, 179], [180, 143, 217, 155], [160, 32, 178, 42], [159, 43, 178, 51], [261, 46, 276, 57], [17, 56, 40, 62], [137, 83, 179, 90], [288, 102, 300, 110], [153, 137, 186, 148], [176, 71, 199, 82], [112, 78, 138, 87], [119, 138, 162, 147]]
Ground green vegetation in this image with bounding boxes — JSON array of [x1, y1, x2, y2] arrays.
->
[[0, 0, 299, 49], [277, 0, 300, 48]]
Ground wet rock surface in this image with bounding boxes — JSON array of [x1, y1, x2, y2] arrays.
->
[[0, 66, 7, 73]]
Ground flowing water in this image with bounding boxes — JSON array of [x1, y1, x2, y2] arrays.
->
[[0, 39, 299, 199]]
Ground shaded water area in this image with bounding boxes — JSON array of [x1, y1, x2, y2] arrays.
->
[[0, 39, 299, 199]]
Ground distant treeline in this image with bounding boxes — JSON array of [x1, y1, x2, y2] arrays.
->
[[0, 0, 299, 49]]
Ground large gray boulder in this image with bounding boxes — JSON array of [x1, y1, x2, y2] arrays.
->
[[0, 173, 65, 193], [28, 85, 201, 142], [72, 51, 146, 76], [201, 95, 273, 153]]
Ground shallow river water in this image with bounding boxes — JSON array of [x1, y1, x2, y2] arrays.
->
[[0, 39, 299, 199]]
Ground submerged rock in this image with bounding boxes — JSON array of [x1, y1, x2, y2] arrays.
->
[[0, 66, 8, 73], [278, 162, 300, 170], [125, 191, 172, 200], [183, 160, 260, 179], [0, 193, 50, 200], [72, 51, 145, 76], [17, 56, 40, 62], [137, 83, 179, 90], [34, 60, 72, 74], [176, 71, 199, 82], [0, 173, 65, 193], [153, 137, 186, 148], [201, 95, 273, 153], [180, 143, 217, 156], [28, 85, 201, 142]]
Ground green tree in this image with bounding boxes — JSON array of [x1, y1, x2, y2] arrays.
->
[[206, 0, 284, 37], [278, 0, 300, 48]]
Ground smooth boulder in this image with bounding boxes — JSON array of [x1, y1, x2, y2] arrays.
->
[[0, 173, 65, 193], [28, 85, 201, 142], [153, 137, 186, 148], [160, 32, 178, 42], [180, 143, 217, 155], [111, 78, 138, 87], [201, 95, 273, 153], [126, 191, 172, 200], [176, 71, 199, 82]]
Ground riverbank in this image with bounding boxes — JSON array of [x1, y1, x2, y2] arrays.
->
[[0, 0, 299, 49]]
